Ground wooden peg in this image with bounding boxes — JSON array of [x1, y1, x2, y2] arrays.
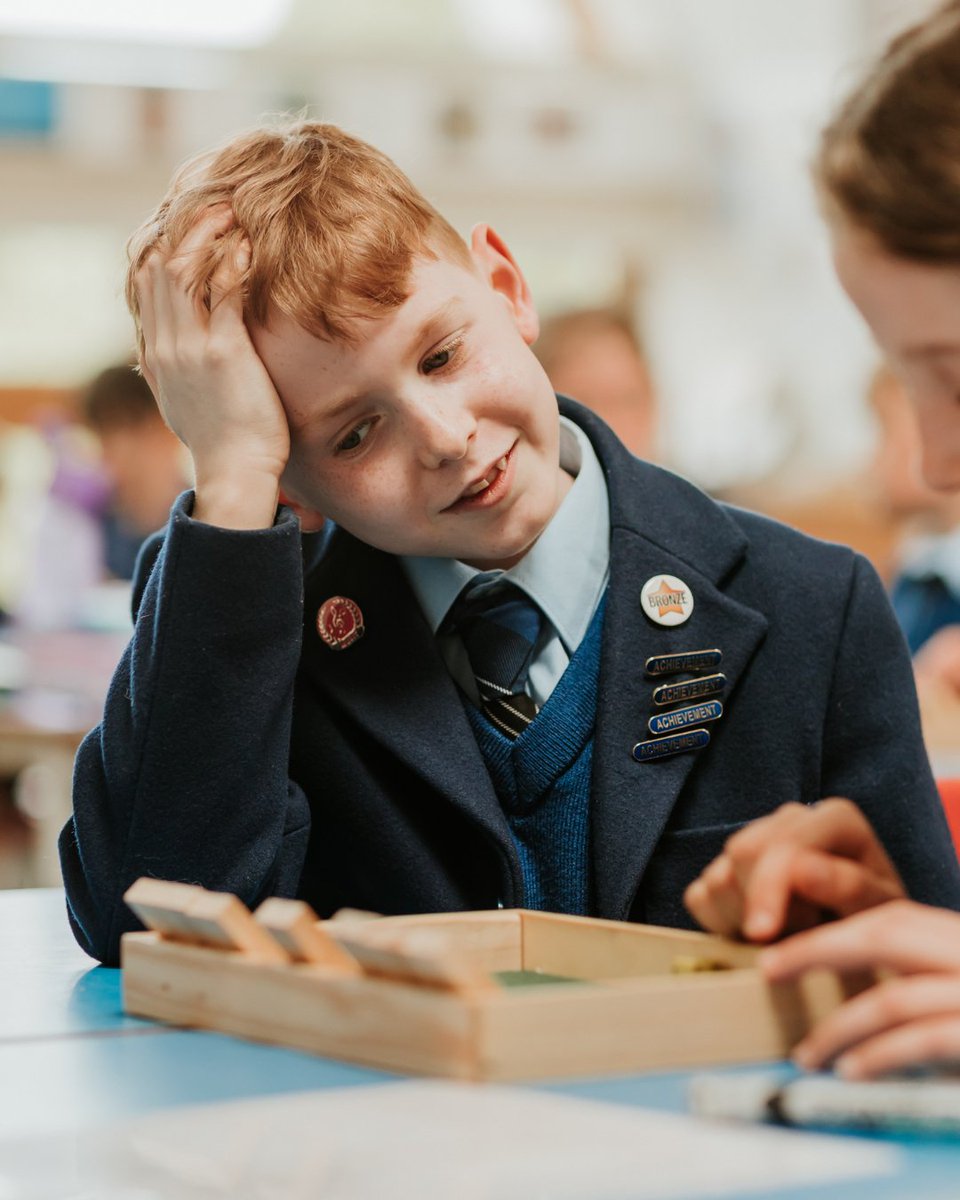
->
[[124, 878, 207, 941], [124, 878, 288, 963], [333, 926, 494, 992], [184, 889, 289, 962], [254, 897, 361, 973], [328, 907, 384, 924]]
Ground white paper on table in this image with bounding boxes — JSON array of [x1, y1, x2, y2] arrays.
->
[[0, 1079, 899, 1200]]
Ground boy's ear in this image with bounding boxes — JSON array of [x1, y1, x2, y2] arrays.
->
[[279, 489, 326, 533], [469, 224, 540, 346]]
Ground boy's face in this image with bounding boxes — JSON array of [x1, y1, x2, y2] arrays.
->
[[251, 226, 569, 569]]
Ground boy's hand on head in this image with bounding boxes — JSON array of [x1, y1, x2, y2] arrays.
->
[[761, 901, 960, 1079], [136, 205, 290, 529], [683, 798, 906, 942]]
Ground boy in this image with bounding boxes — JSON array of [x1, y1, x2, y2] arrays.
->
[[61, 120, 960, 966], [81, 363, 189, 579]]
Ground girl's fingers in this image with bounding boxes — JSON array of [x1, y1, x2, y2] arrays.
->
[[792, 972, 960, 1072], [835, 1013, 960, 1079], [739, 842, 810, 941], [762, 901, 960, 983], [726, 798, 900, 884], [742, 849, 900, 941], [789, 850, 903, 917], [684, 854, 745, 937]]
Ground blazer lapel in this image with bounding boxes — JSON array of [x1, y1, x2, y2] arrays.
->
[[592, 526, 768, 919], [299, 530, 512, 852], [564, 400, 770, 920]]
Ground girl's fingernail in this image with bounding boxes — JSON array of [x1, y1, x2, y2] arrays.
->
[[792, 1044, 814, 1070], [836, 1054, 860, 1079], [746, 912, 774, 938]]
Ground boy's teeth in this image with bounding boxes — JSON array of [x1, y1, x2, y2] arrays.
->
[[463, 456, 507, 499]]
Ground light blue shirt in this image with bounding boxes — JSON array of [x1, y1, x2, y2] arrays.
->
[[402, 418, 610, 706]]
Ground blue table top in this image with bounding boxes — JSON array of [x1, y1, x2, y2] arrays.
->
[[4, 889, 959, 1198]]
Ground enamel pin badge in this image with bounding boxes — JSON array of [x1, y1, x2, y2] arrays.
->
[[645, 649, 722, 677], [648, 700, 723, 736], [652, 673, 726, 707], [317, 596, 365, 650], [640, 575, 694, 627], [633, 728, 711, 762]]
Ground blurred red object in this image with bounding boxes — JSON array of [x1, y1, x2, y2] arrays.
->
[[937, 778, 960, 858]]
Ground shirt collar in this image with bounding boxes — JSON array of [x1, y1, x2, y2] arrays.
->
[[403, 417, 610, 652], [899, 526, 960, 596]]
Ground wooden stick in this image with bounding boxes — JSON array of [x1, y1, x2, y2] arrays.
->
[[123, 878, 207, 941], [254, 897, 361, 972], [328, 907, 384, 924], [333, 926, 494, 992], [123, 878, 288, 963], [184, 890, 289, 962]]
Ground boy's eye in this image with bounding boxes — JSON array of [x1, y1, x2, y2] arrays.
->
[[422, 336, 463, 375], [336, 419, 374, 454]]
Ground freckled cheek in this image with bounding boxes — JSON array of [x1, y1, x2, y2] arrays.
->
[[323, 461, 414, 528]]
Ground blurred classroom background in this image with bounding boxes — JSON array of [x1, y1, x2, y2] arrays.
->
[[0, 0, 953, 887]]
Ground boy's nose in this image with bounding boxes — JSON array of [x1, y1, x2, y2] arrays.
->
[[409, 396, 476, 468]]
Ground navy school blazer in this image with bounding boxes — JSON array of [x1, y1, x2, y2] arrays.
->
[[61, 398, 960, 964]]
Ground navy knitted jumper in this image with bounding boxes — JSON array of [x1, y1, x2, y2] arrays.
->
[[465, 595, 606, 915]]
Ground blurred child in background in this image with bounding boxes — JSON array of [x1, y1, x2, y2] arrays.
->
[[534, 308, 657, 460]]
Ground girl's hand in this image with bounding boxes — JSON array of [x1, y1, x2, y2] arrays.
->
[[684, 798, 905, 942], [762, 900, 960, 1079]]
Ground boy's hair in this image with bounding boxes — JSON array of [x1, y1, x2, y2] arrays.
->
[[81, 363, 162, 432], [816, 1, 960, 262], [125, 119, 472, 349]]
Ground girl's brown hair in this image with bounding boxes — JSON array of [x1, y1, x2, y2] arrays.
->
[[817, 1, 960, 262], [126, 119, 471, 347]]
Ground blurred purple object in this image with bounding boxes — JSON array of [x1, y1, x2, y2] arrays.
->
[[44, 425, 111, 514]]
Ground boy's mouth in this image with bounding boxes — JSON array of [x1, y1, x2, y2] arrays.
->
[[445, 445, 515, 512], [462, 456, 508, 497]]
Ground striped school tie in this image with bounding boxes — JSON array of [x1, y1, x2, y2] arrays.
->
[[445, 581, 543, 739]]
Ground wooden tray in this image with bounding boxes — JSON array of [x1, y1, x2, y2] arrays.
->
[[121, 879, 863, 1082]]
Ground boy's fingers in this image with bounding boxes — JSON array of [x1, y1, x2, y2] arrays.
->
[[684, 855, 745, 936], [163, 205, 237, 326], [134, 249, 180, 392], [209, 236, 251, 325], [762, 901, 960, 983], [138, 359, 160, 402], [791, 974, 960, 1073], [135, 266, 158, 381], [167, 203, 235, 264]]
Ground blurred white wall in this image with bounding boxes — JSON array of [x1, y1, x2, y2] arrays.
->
[[0, 0, 943, 491]]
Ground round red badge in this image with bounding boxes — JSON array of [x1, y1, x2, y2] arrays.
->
[[317, 596, 365, 651]]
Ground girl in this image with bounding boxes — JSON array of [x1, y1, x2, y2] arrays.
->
[[687, 0, 960, 1081]]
